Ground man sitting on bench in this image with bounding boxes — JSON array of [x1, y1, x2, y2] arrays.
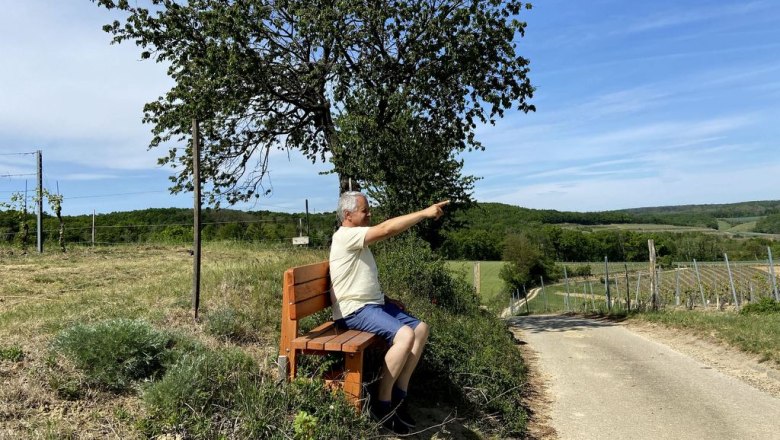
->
[[330, 191, 449, 434]]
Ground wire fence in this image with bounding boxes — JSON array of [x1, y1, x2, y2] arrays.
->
[[512, 257, 779, 315], [0, 217, 329, 249]]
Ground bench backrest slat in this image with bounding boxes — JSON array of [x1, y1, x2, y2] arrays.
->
[[290, 277, 331, 305], [284, 261, 332, 321], [290, 294, 330, 320], [291, 262, 330, 285]]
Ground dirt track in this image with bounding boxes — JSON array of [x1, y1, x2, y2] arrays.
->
[[509, 315, 780, 440]]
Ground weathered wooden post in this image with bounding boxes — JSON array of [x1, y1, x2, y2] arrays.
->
[[768, 247, 778, 301], [624, 263, 630, 311], [724, 253, 739, 310], [473, 262, 481, 295], [693, 259, 706, 308], [675, 264, 681, 306], [192, 119, 202, 321], [564, 265, 570, 312], [649, 240, 657, 311], [523, 285, 530, 314], [36, 150, 43, 253], [604, 256, 611, 311]]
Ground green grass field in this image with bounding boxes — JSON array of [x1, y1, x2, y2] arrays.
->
[[446, 260, 506, 298], [726, 221, 758, 232], [0, 244, 530, 438], [563, 223, 716, 233]]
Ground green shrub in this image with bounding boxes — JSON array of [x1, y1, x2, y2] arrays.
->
[[376, 236, 528, 437], [50, 319, 172, 391], [572, 264, 592, 277], [419, 307, 528, 436], [205, 307, 256, 342], [376, 236, 480, 315], [141, 347, 374, 439], [740, 297, 780, 315], [0, 345, 24, 362], [293, 411, 318, 440]]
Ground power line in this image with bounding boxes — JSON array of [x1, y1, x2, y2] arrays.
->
[[0, 152, 36, 156], [63, 190, 169, 200], [0, 173, 35, 178]]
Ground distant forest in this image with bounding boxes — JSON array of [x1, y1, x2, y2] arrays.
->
[[1, 200, 779, 262]]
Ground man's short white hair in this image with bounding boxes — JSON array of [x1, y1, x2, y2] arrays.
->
[[338, 191, 366, 222]]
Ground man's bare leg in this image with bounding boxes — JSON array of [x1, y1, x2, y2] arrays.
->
[[395, 321, 429, 392], [378, 325, 414, 402]]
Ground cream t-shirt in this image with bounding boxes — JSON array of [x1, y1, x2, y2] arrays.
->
[[329, 226, 383, 319]]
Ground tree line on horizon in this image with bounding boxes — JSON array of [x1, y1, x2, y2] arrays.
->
[[2, 201, 778, 262]]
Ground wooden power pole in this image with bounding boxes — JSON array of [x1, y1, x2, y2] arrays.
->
[[192, 119, 202, 320]]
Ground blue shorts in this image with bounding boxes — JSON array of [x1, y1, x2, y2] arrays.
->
[[337, 302, 420, 345]]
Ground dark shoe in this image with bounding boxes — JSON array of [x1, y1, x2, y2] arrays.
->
[[370, 403, 410, 435], [394, 399, 417, 428]]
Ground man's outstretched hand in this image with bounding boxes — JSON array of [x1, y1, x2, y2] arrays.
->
[[424, 200, 450, 220]]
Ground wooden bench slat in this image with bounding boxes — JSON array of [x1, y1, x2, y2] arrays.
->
[[291, 262, 329, 285], [290, 294, 329, 320], [291, 277, 330, 304], [343, 331, 380, 352], [290, 322, 335, 348], [324, 329, 364, 351], [305, 329, 343, 351]]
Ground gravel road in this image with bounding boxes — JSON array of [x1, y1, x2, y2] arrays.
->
[[509, 315, 780, 440]]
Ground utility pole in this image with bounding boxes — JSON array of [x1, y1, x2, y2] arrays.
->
[[192, 119, 202, 320], [36, 150, 43, 253], [305, 199, 310, 237]]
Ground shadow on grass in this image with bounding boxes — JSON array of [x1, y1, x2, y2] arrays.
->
[[359, 349, 488, 439]]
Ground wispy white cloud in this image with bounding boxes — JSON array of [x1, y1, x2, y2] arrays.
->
[[60, 173, 119, 181], [478, 161, 780, 212], [627, 1, 771, 34]]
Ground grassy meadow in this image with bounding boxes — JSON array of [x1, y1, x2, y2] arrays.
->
[[0, 243, 530, 439], [445, 261, 504, 294], [0, 243, 328, 438]]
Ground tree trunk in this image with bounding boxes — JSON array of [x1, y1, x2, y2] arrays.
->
[[339, 175, 361, 194]]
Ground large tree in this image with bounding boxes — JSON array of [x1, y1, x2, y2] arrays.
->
[[94, 0, 534, 209]]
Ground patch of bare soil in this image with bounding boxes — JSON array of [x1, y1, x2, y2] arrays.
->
[[622, 320, 780, 399]]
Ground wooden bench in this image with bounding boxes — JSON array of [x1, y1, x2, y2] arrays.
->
[[278, 261, 383, 407]]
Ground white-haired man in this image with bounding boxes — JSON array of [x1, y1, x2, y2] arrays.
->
[[330, 191, 449, 434]]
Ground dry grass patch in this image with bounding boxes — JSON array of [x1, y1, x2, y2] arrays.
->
[[0, 243, 327, 438]]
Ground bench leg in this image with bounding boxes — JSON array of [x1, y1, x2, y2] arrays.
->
[[344, 352, 364, 409], [289, 350, 298, 380], [277, 355, 288, 381]]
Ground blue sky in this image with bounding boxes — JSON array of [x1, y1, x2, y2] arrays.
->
[[1, 1, 778, 216]]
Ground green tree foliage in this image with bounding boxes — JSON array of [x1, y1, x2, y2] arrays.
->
[[755, 213, 780, 234], [622, 200, 780, 218], [499, 233, 559, 290], [439, 202, 780, 262], [0, 192, 32, 250], [92, 0, 535, 218], [0, 207, 337, 247]]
